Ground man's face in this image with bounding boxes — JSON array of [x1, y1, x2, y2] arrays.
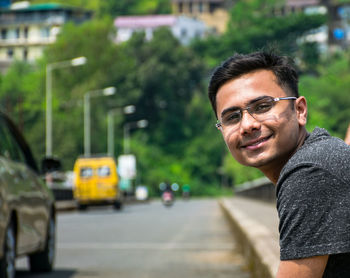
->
[[215, 70, 306, 172]]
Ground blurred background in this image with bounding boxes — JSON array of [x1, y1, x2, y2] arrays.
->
[[0, 0, 350, 197]]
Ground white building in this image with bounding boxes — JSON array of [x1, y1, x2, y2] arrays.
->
[[114, 14, 209, 45], [0, 1, 92, 73], [285, 0, 350, 51], [171, 0, 230, 34]]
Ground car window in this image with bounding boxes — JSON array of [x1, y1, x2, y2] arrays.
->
[[0, 118, 26, 163], [80, 167, 93, 178], [97, 166, 110, 177]]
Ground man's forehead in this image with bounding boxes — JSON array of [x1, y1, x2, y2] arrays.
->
[[223, 69, 278, 87], [218, 70, 284, 98], [215, 70, 286, 115]]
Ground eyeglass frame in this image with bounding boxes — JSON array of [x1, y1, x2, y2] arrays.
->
[[215, 96, 297, 130]]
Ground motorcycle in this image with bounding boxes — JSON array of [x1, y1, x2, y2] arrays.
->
[[162, 191, 174, 207]]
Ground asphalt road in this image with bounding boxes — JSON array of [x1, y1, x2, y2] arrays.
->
[[16, 199, 250, 278]]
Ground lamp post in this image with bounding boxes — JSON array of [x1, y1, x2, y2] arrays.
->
[[46, 56, 87, 157], [123, 119, 148, 154], [84, 87, 116, 157], [107, 105, 135, 157]]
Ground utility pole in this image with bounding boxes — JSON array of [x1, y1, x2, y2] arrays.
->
[[46, 57, 86, 157], [84, 87, 116, 157]]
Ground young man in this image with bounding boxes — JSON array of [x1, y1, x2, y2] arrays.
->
[[208, 51, 350, 277]]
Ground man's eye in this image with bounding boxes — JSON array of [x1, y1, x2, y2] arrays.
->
[[223, 112, 241, 124], [253, 102, 273, 113]]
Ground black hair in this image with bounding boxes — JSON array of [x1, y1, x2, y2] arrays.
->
[[208, 51, 299, 117]]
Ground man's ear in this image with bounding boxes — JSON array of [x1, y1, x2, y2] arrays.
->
[[295, 96, 307, 126]]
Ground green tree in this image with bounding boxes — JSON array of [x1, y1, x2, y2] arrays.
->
[[38, 18, 138, 168], [192, 0, 326, 67], [222, 153, 264, 186], [300, 51, 350, 138], [99, 0, 171, 17], [115, 28, 221, 192], [122, 28, 206, 154], [0, 61, 45, 161], [0, 61, 32, 120], [34, 21, 215, 194], [182, 92, 226, 185]]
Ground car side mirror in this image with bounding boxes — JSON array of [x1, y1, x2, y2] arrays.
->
[[41, 157, 62, 174]]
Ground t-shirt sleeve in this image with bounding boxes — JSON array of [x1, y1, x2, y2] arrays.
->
[[277, 164, 350, 260]]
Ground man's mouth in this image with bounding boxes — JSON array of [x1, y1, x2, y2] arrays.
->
[[241, 135, 273, 149]]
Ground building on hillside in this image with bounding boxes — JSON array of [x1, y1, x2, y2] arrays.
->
[[276, 0, 328, 51], [0, 0, 11, 8], [169, 0, 350, 50], [0, 1, 93, 73], [284, 0, 321, 12], [278, 0, 350, 51], [114, 14, 209, 45], [170, 0, 232, 33]]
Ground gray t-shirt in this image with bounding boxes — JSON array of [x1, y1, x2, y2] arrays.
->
[[277, 127, 350, 277]]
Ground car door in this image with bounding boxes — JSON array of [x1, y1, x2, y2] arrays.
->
[[0, 115, 49, 254]]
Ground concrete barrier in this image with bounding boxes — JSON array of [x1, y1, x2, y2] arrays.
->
[[219, 198, 279, 278], [235, 177, 275, 203]]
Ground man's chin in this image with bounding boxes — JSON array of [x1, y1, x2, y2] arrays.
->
[[238, 156, 272, 168]]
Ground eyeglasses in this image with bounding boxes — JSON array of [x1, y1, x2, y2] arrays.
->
[[216, 96, 297, 130]]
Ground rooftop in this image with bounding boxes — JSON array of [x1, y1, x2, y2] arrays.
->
[[0, 2, 88, 13], [115, 15, 177, 28], [286, 0, 320, 7], [171, 0, 224, 2]]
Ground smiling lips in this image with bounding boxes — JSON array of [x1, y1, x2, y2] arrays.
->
[[241, 135, 273, 149]]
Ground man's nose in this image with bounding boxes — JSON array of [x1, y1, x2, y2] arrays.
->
[[239, 110, 261, 135]]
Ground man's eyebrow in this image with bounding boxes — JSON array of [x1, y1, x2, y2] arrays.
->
[[220, 95, 271, 119], [220, 106, 240, 119], [248, 95, 271, 105]]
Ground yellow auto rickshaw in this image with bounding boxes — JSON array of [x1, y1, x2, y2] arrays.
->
[[73, 156, 122, 210]]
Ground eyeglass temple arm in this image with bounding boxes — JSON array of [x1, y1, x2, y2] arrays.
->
[[274, 97, 297, 101]]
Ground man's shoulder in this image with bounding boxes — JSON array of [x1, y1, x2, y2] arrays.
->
[[284, 127, 350, 172], [277, 127, 350, 191]]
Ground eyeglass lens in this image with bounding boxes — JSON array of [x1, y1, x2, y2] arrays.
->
[[221, 97, 276, 126]]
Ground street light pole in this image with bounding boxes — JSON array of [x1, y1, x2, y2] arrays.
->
[[84, 87, 116, 157], [46, 64, 52, 158], [45, 56, 87, 157], [108, 111, 113, 156], [123, 123, 131, 155], [84, 93, 91, 157], [123, 119, 148, 154], [107, 105, 135, 157]]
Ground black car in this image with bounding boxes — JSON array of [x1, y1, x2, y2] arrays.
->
[[0, 112, 56, 278]]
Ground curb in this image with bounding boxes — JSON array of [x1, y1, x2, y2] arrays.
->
[[219, 198, 279, 278], [55, 198, 150, 212], [55, 200, 77, 212]]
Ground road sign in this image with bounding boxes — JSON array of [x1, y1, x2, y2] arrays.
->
[[120, 178, 132, 191], [118, 154, 136, 179]]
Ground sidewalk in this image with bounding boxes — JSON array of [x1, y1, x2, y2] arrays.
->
[[219, 197, 280, 278]]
